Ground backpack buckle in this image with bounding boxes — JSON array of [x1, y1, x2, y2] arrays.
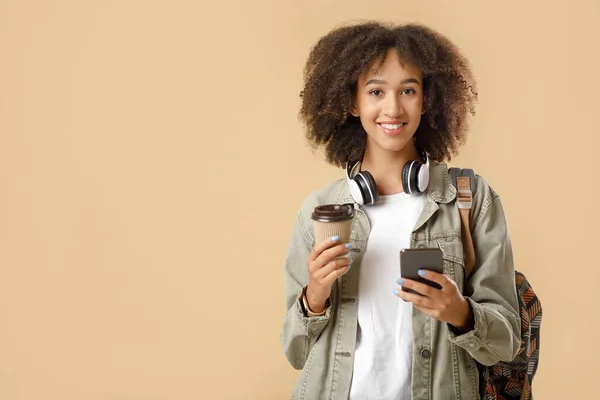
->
[[456, 177, 472, 210]]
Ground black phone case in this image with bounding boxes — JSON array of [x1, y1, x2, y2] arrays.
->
[[400, 248, 444, 294]]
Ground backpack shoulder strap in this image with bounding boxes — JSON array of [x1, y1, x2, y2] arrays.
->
[[448, 168, 477, 279], [448, 168, 477, 194]]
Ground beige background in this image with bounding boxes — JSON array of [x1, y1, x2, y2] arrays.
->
[[1, 0, 599, 399]]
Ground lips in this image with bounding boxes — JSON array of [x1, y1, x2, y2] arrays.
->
[[378, 122, 406, 136]]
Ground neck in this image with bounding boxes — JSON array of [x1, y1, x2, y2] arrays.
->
[[360, 141, 421, 196]]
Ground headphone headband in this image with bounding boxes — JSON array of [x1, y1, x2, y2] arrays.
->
[[346, 151, 430, 205], [345, 160, 359, 180]]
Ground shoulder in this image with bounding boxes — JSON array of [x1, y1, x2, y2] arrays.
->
[[473, 173, 499, 201], [473, 172, 501, 204], [469, 171, 506, 228]]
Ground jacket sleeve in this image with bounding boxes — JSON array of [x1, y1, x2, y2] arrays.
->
[[280, 209, 333, 370], [446, 186, 521, 366]]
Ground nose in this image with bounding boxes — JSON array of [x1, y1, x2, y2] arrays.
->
[[384, 94, 404, 118]]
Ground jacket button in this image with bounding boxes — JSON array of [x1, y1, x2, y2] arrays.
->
[[417, 244, 426, 248], [420, 349, 430, 358], [351, 248, 361, 253]]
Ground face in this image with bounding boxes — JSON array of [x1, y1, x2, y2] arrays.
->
[[352, 49, 425, 155]]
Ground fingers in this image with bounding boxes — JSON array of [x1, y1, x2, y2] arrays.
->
[[308, 235, 343, 262], [396, 276, 438, 298], [315, 242, 351, 267], [308, 236, 352, 273], [317, 256, 352, 279], [393, 287, 435, 308], [415, 270, 451, 289], [323, 260, 352, 284]]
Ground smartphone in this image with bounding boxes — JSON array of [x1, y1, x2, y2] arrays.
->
[[400, 248, 444, 294]]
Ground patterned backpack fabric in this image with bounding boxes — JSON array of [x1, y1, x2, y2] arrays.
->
[[449, 168, 542, 400], [480, 271, 542, 400]]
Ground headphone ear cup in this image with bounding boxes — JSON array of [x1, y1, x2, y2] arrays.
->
[[417, 163, 429, 192], [355, 171, 378, 205], [402, 161, 415, 194], [347, 177, 364, 205], [402, 160, 425, 194]]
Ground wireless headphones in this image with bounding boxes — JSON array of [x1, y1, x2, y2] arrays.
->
[[345, 152, 430, 205]]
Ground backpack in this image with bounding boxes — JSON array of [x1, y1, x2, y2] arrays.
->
[[449, 168, 542, 400]]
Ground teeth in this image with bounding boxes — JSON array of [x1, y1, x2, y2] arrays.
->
[[381, 123, 405, 130]]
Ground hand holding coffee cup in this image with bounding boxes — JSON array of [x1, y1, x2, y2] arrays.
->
[[305, 204, 355, 313]]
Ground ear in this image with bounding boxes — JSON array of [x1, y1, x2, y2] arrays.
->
[[421, 96, 426, 115], [350, 105, 359, 117]]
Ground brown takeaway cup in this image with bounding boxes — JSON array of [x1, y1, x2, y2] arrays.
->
[[311, 204, 355, 254]]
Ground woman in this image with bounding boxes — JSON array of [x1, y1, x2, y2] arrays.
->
[[281, 21, 520, 400]]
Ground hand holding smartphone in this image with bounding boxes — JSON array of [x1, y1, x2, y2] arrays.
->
[[399, 248, 444, 295]]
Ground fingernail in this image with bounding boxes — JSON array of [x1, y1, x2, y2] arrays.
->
[[345, 243, 353, 249], [418, 270, 427, 277], [348, 257, 353, 264], [393, 289, 399, 295], [396, 278, 405, 285], [331, 236, 340, 242]]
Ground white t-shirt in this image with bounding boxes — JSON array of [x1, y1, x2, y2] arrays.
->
[[349, 191, 425, 400]]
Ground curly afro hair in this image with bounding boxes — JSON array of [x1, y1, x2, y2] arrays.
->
[[299, 21, 478, 168]]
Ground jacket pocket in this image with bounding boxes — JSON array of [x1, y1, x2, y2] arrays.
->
[[436, 235, 466, 294]]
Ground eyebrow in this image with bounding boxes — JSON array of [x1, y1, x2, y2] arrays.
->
[[365, 78, 420, 86]]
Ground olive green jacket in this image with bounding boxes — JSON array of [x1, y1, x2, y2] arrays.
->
[[280, 160, 521, 400]]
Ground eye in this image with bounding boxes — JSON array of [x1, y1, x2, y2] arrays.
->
[[369, 89, 383, 97], [402, 88, 417, 95]]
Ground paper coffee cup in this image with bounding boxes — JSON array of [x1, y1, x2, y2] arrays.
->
[[311, 204, 355, 246]]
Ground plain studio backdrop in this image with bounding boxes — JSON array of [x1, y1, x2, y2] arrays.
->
[[1, 0, 598, 399]]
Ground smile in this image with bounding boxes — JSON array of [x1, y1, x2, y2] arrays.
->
[[378, 122, 406, 136]]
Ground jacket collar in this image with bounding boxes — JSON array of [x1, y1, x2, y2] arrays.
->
[[426, 160, 457, 204]]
